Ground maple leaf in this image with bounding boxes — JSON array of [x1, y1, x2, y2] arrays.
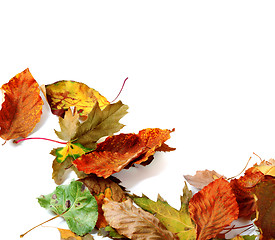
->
[[184, 170, 223, 190], [253, 176, 275, 240], [0, 68, 43, 141], [72, 128, 175, 178], [37, 181, 98, 236], [102, 198, 178, 240], [132, 183, 196, 240], [58, 228, 94, 240], [51, 101, 128, 184], [42, 80, 109, 118], [188, 177, 239, 240], [79, 175, 127, 228]]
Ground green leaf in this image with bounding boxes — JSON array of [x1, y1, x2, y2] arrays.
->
[[38, 181, 98, 236], [73, 101, 128, 149], [132, 183, 196, 240]]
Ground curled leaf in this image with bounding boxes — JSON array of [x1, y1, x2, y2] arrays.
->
[[189, 178, 239, 240], [0, 68, 43, 141], [102, 198, 178, 240]]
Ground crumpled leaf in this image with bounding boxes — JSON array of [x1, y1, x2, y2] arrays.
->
[[43, 80, 109, 118], [184, 170, 223, 190], [0, 68, 43, 141], [230, 166, 264, 218], [132, 183, 196, 240], [189, 178, 239, 240], [73, 128, 175, 178], [58, 228, 94, 240], [102, 198, 178, 240], [253, 176, 275, 240], [38, 181, 98, 236], [79, 175, 127, 228]]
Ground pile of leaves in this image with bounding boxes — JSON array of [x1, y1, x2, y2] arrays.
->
[[0, 69, 274, 240]]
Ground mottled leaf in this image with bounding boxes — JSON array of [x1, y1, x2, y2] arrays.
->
[[79, 175, 127, 228], [38, 181, 98, 236], [132, 183, 196, 240], [0, 68, 43, 141], [102, 198, 178, 240], [184, 170, 223, 190], [43, 80, 109, 118], [189, 178, 239, 240], [253, 176, 275, 240]]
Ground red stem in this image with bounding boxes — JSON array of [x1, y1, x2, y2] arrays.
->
[[110, 77, 128, 103], [14, 137, 67, 145]]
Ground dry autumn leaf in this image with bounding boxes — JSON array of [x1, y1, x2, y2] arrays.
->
[[254, 159, 275, 177], [189, 178, 239, 240], [58, 228, 94, 240], [253, 176, 275, 240], [132, 183, 196, 240], [79, 175, 127, 228], [43, 80, 109, 118], [0, 68, 43, 141], [184, 170, 223, 190], [72, 128, 175, 178], [102, 198, 178, 240]]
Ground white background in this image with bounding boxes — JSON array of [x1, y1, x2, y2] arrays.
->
[[0, 1, 275, 239]]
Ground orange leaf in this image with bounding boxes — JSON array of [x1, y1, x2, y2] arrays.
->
[[73, 128, 175, 178], [188, 177, 239, 240], [0, 68, 43, 141], [73, 133, 146, 178]]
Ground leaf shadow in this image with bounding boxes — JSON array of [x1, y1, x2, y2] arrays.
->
[[113, 152, 168, 190]]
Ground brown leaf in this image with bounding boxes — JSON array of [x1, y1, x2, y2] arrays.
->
[[58, 228, 94, 240], [189, 178, 239, 240], [184, 170, 223, 190], [73, 128, 175, 178], [79, 175, 127, 228], [230, 167, 264, 218], [0, 68, 43, 140], [102, 198, 178, 240], [253, 176, 275, 240]]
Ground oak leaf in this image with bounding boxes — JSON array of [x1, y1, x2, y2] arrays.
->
[[38, 181, 98, 236], [0, 68, 43, 141], [79, 175, 127, 228], [72, 128, 175, 178], [253, 176, 275, 240], [189, 177, 239, 240], [43, 80, 109, 118], [102, 198, 178, 240], [184, 170, 223, 190], [132, 183, 196, 240]]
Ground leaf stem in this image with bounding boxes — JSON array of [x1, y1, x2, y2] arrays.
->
[[110, 77, 128, 103], [14, 137, 67, 145], [20, 214, 61, 238]]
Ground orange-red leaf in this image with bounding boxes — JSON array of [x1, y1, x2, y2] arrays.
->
[[73, 133, 146, 178], [73, 128, 175, 178], [0, 68, 43, 141], [188, 178, 239, 240]]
